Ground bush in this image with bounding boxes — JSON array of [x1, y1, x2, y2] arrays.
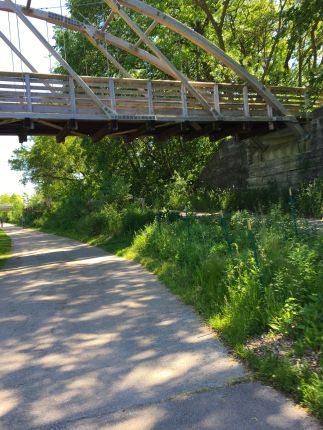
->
[[0, 193, 24, 224], [296, 178, 323, 218], [126, 208, 323, 352], [121, 206, 155, 233], [165, 172, 191, 210], [185, 177, 323, 218]]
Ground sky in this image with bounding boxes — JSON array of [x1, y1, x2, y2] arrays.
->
[[0, 1, 68, 196]]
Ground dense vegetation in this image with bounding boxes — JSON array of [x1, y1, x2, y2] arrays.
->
[[0, 194, 24, 224], [7, 0, 323, 420], [62, 0, 322, 87]]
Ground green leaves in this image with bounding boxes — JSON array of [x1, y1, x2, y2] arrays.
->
[[51, 0, 321, 86], [9, 137, 86, 199], [0, 194, 24, 224]]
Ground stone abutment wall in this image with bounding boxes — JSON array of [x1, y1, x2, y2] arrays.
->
[[199, 107, 323, 189]]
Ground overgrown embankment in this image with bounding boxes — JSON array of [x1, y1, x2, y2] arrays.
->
[[121, 209, 322, 419], [0, 228, 11, 268]]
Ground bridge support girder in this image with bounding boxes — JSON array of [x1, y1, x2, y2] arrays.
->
[[92, 120, 119, 143], [56, 120, 78, 143]]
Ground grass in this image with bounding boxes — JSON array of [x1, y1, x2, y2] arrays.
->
[[238, 347, 323, 418], [0, 228, 11, 268], [39, 224, 132, 255]]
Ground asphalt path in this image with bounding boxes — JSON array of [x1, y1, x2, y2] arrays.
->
[[0, 225, 320, 429]]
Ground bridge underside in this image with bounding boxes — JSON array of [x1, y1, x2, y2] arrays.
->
[[0, 117, 295, 144]]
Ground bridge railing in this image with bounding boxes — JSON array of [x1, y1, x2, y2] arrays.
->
[[0, 72, 321, 122]]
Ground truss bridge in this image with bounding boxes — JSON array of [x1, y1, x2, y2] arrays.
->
[[0, 0, 322, 143]]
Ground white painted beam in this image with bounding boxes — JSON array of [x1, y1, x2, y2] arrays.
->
[[101, 11, 115, 31], [134, 20, 158, 48], [84, 31, 131, 78], [118, 0, 303, 137], [0, 30, 37, 72], [105, 0, 220, 119], [0, 2, 176, 78], [4, 0, 117, 119]]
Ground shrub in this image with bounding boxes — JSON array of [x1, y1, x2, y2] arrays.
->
[[127, 208, 323, 354], [296, 178, 323, 218], [121, 206, 155, 233], [165, 172, 191, 209]]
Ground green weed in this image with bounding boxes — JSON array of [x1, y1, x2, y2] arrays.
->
[[0, 229, 11, 268], [122, 209, 322, 420], [238, 347, 323, 419]]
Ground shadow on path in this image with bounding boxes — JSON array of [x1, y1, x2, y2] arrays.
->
[[0, 225, 319, 430]]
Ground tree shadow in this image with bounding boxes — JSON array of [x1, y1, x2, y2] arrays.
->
[[0, 226, 318, 430]]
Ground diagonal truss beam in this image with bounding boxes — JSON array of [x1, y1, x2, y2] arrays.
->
[[101, 11, 115, 31], [105, 0, 220, 119], [118, 0, 303, 137], [4, 0, 117, 119], [86, 25, 175, 78], [0, 30, 58, 94], [134, 19, 158, 48], [0, 30, 37, 72], [84, 31, 131, 78], [0, 2, 176, 78]]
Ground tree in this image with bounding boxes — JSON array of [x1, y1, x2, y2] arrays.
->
[[56, 0, 322, 86], [0, 194, 24, 223]]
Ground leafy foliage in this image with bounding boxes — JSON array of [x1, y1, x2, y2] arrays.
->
[[0, 194, 24, 224], [55, 0, 322, 86], [9, 134, 217, 211]]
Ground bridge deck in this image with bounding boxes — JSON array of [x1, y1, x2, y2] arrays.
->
[[0, 72, 321, 142]]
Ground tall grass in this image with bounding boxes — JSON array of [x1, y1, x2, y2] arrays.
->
[[126, 209, 322, 344], [0, 229, 11, 268]]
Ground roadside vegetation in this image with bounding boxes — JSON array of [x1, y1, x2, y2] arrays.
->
[[123, 208, 323, 419], [18, 179, 323, 420], [0, 194, 24, 224], [0, 229, 11, 268]]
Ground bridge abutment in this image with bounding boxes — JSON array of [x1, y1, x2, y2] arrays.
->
[[199, 107, 323, 190]]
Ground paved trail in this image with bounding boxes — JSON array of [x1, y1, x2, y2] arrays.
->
[[0, 225, 320, 430]]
